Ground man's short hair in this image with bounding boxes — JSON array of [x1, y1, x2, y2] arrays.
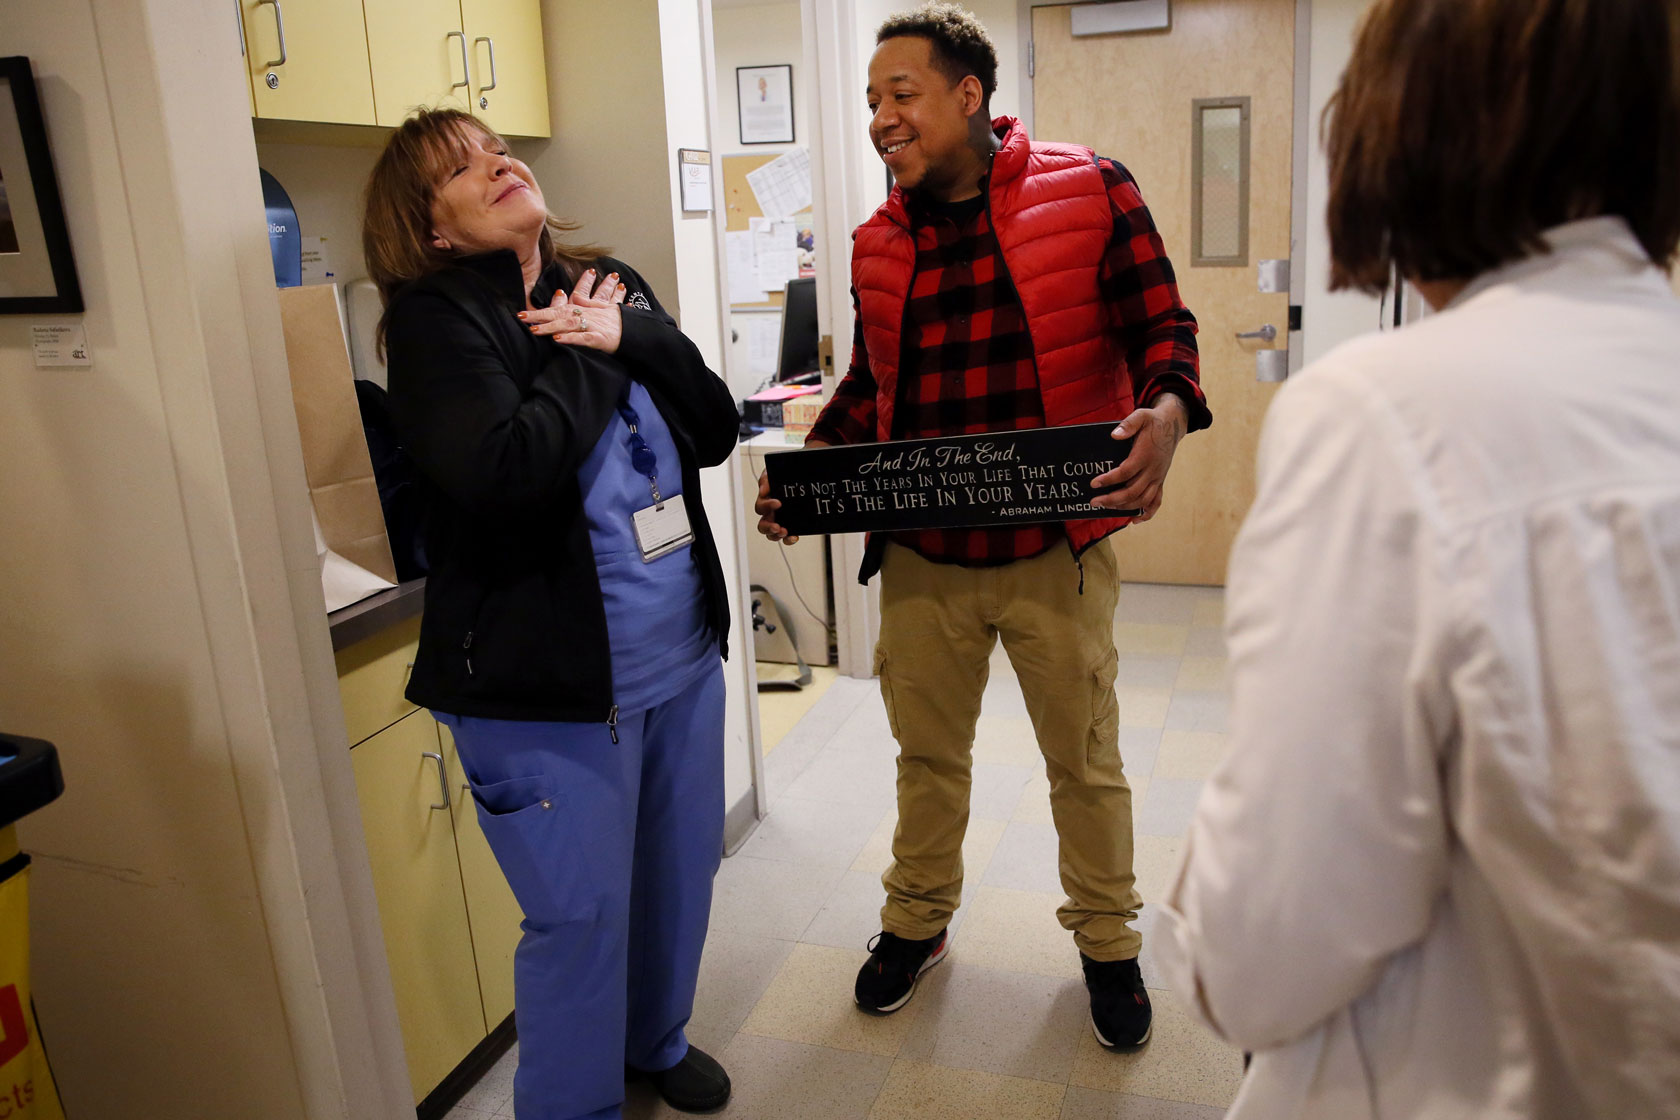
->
[[1325, 0, 1680, 293], [878, 3, 999, 109]]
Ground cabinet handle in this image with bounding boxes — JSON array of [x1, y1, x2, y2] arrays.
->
[[422, 751, 450, 811], [235, 0, 248, 58], [446, 30, 469, 92], [256, 0, 287, 69], [474, 36, 498, 92]]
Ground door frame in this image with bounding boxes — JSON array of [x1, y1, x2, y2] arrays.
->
[[697, 0, 773, 824], [801, 0, 883, 681]]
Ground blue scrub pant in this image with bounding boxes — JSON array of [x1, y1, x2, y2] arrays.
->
[[442, 661, 726, 1120]]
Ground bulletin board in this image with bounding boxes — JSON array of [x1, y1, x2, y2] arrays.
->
[[722, 152, 785, 310]]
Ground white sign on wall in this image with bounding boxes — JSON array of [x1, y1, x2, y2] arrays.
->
[[31, 323, 89, 368]]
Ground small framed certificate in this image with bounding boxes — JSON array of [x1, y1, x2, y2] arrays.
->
[[737, 64, 795, 145], [677, 148, 712, 213]]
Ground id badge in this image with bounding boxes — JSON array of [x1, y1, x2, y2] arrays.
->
[[633, 493, 694, 562]]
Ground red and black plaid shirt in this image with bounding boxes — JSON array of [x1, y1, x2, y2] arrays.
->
[[809, 157, 1207, 572]]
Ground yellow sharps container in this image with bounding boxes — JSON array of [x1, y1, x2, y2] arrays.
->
[[0, 734, 66, 1119]]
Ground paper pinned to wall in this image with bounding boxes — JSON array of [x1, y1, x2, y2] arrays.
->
[[752, 217, 797, 256], [747, 316, 782, 374], [299, 237, 336, 285], [749, 216, 801, 293], [757, 249, 801, 295], [726, 231, 761, 305], [745, 148, 812, 218]]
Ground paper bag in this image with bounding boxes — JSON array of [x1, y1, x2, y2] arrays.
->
[[313, 508, 394, 612], [278, 284, 399, 586]]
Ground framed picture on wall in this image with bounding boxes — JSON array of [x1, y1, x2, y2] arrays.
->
[[737, 64, 795, 145], [0, 56, 83, 314]]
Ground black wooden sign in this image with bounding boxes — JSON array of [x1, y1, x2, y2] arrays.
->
[[764, 423, 1140, 536]]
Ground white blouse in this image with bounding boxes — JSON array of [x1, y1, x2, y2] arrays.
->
[[1157, 218, 1680, 1120]]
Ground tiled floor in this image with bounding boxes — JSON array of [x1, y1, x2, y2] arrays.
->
[[756, 663, 841, 755], [447, 583, 1238, 1120]]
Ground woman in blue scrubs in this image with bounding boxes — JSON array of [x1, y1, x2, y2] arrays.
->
[[362, 108, 741, 1120]]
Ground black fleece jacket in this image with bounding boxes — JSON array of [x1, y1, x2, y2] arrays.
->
[[383, 250, 738, 723]]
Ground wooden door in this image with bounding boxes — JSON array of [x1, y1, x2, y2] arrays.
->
[[460, 0, 552, 138], [351, 710, 486, 1104], [241, 0, 376, 125], [364, 0, 473, 127], [1033, 0, 1294, 585], [440, 722, 525, 1028]]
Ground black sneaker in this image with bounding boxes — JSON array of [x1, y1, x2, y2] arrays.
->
[[854, 928, 949, 1013], [1082, 953, 1152, 1050], [629, 1045, 731, 1113]]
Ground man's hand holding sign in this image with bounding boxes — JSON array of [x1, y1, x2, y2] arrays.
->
[[752, 392, 1188, 542]]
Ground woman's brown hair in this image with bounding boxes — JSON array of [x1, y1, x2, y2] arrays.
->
[[361, 108, 609, 310], [1325, 0, 1680, 293]]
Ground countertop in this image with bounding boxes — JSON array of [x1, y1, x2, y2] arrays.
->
[[327, 578, 425, 652]]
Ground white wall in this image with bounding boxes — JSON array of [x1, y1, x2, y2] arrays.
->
[[1301, 0, 1382, 365], [1, 0, 408, 1115]]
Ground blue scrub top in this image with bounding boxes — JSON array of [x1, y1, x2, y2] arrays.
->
[[575, 380, 715, 714]]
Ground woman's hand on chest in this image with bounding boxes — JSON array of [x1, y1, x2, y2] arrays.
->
[[520, 267, 627, 354]]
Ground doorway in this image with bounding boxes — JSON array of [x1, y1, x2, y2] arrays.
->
[[705, 0, 847, 779]]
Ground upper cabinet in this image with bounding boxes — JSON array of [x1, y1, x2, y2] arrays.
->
[[364, 0, 474, 124], [242, 0, 377, 126], [247, 0, 552, 138], [460, 0, 552, 139]]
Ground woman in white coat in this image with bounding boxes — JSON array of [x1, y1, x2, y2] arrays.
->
[[1157, 1, 1680, 1117]]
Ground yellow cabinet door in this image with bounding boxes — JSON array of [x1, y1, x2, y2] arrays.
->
[[439, 723, 525, 1028], [460, 0, 551, 138], [352, 711, 487, 1104], [364, 0, 473, 126], [241, 0, 376, 125], [334, 615, 421, 748]]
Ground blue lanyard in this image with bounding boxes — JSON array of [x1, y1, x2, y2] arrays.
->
[[617, 383, 665, 507]]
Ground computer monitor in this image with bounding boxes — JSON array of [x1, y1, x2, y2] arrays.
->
[[776, 277, 820, 381]]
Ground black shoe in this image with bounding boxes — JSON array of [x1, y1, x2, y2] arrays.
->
[[854, 928, 949, 1013], [1081, 953, 1152, 1050], [630, 1045, 731, 1113]]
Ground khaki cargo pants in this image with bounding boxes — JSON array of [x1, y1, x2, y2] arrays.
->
[[874, 539, 1142, 961]]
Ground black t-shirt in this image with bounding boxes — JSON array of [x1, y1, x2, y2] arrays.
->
[[919, 191, 987, 229]]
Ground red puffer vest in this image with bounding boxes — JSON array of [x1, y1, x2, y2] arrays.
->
[[852, 117, 1134, 551]]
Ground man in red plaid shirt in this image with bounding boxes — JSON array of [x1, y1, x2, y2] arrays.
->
[[756, 2, 1208, 1049]]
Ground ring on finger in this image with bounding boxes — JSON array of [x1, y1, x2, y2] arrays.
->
[[572, 307, 585, 329]]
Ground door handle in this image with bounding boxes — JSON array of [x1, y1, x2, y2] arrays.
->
[[474, 36, 498, 92], [256, 0, 287, 68], [1235, 324, 1277, 342], [447, 31, 469, 92], [422, 752, 450, 811]]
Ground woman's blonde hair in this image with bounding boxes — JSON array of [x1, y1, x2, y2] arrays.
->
[[362, 108, 610, 313]]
